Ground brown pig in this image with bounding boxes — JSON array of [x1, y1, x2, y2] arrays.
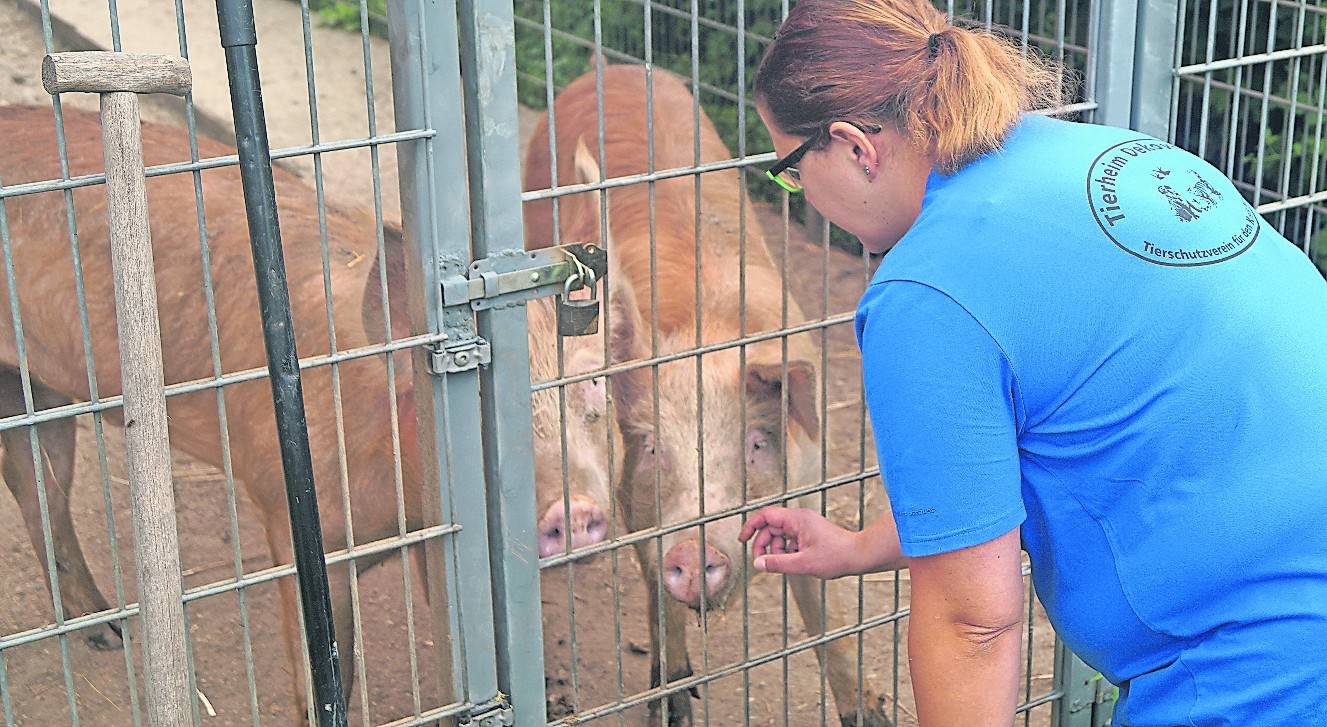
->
[[0, 104, 614, 721], [522, 66, 893, 727]]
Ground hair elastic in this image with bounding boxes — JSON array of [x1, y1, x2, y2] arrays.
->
[[927, 32, 943, 59]]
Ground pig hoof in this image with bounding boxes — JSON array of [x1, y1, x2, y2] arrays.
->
[[647, 699, 693, 727], [839, 698, 894, 727], [545, 693, 575, 718], [648, 663, 697, 727], [85, 623, 124, 652]]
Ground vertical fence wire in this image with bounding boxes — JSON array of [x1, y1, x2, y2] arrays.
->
[[355, 0, 428, 718], [290, 6, 376, 724], [685, 0, 715, 722], [735, 0, 754, 721], [0, 650, 11, 726], [1303, 18, 1327, 255], [168, 0, 260, 722], [0, 7, 80, 712]]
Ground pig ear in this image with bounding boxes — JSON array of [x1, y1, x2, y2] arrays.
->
[[606, 266, 648, 365], [745, 359, 820, 443], [564, 342, 608, 418], [571, 135, 613, 248], [394, 383, 419, 452], [362, 221, 413, 344]]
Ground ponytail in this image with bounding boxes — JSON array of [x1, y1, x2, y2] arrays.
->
[[754, 0, 1066, 173]]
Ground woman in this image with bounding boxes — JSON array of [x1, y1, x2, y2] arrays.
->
[[738, 0, 1327, 725]]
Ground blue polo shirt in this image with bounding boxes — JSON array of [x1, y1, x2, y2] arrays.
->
[[855, 114, 1327, 726]]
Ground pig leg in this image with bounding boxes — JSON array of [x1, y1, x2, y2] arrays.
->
[[0, 370, 121, 651], [788, 573, 892, 727], [636, 540, 697, 727], [264, 509, 362, 724], [266, 504, 406, 723]]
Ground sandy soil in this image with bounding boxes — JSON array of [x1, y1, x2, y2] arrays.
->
[[0, 1, 1064, 725]]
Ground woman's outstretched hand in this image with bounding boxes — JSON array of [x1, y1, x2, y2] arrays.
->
[[739, 506, 907, 579], [739, 507, 863, 579]]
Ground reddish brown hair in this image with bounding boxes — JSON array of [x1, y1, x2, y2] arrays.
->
[[754, 0, 1066, 173]]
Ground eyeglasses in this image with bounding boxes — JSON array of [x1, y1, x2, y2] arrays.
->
[[765, 121, 882, 194]]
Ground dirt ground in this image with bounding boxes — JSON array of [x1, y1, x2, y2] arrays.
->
[[0, 1, 1063, 725]]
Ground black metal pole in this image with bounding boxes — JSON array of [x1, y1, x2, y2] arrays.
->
[[214, 2, 347, 724]]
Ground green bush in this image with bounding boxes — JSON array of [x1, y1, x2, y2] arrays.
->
[[304, 0, 388, 33]]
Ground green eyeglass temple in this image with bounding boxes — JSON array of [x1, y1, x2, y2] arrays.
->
[[766, 169, 802, 194]]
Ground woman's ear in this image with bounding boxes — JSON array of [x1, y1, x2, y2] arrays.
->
[[828, 121, 880, 175]]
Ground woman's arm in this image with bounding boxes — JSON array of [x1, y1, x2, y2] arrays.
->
[[908, 527, 1025, 726]]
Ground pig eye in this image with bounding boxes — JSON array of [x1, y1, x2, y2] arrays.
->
[[583, 378, 604, 423], [746, 428, 774, 462]]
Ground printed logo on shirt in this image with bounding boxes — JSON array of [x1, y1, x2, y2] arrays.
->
[[1086, 139, 1259, 266]]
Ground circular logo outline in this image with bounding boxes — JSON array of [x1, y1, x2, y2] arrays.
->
[[1086, 138, 1259, 267]]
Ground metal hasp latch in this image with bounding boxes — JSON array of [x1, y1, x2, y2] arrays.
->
[[429, 242, 608, 375], [440, 242, 606, 313], [457, 693, 515, 727]]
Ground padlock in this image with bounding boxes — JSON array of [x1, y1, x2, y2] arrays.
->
[[557, 270, 600, 336]]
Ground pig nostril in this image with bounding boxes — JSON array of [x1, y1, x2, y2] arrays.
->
[[669, 565, 685, 578], [705, 563, 721, 574], [548, 527, 562, 539]]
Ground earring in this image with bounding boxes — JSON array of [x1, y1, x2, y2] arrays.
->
[[863, 166, 872, 177]]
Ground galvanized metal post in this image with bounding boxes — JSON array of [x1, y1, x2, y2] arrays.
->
[[1132, 0, 1181, 139], [385, 0, 505, 716], [455, 0, 549, 720], [1053, 638, 1114, 727], [1090, 0, 1140, 129], [214, 2, 346, 724]]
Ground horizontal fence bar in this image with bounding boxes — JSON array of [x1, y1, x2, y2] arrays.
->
[[547, 585, 1058, 726], [1221, 176, 1327, 218], [0, 331, 445, 432], [0, 523, 461, 652], [516, 17, 1089, 121], [0, 128, 434, 200], [520, 94, 1094, 206], [1175, 42, 1327, 76], [539, 465, 881, 567], [1031, 100, 1103, 116], [533, 312, 853, 392], [519, 148, 775, 204], [1017, 689, 1067, 714], [373, 702, 474, 727], [622, 0, 774, 45], [1261, 0, 1327, 16], [1177, 73, 1311, 113], [521, 1, 1091, 57], [547, 606, 912, 725], [511, 16, 752, 108], [1255, 185, 1327, 214]]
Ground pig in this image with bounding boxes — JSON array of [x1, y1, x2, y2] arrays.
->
[[363, 191, 620, 562], [522, 66, 892, 727], [528, 296, 618, 559], [0, 104, 614, 722]]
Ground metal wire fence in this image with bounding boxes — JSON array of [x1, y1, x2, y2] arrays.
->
[[0, 1, 469, 724]]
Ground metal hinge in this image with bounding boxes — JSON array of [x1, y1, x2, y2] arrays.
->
[[440, 242, 607, 311], [458, 694, 515, 727], [426, 337, 491, 375]]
